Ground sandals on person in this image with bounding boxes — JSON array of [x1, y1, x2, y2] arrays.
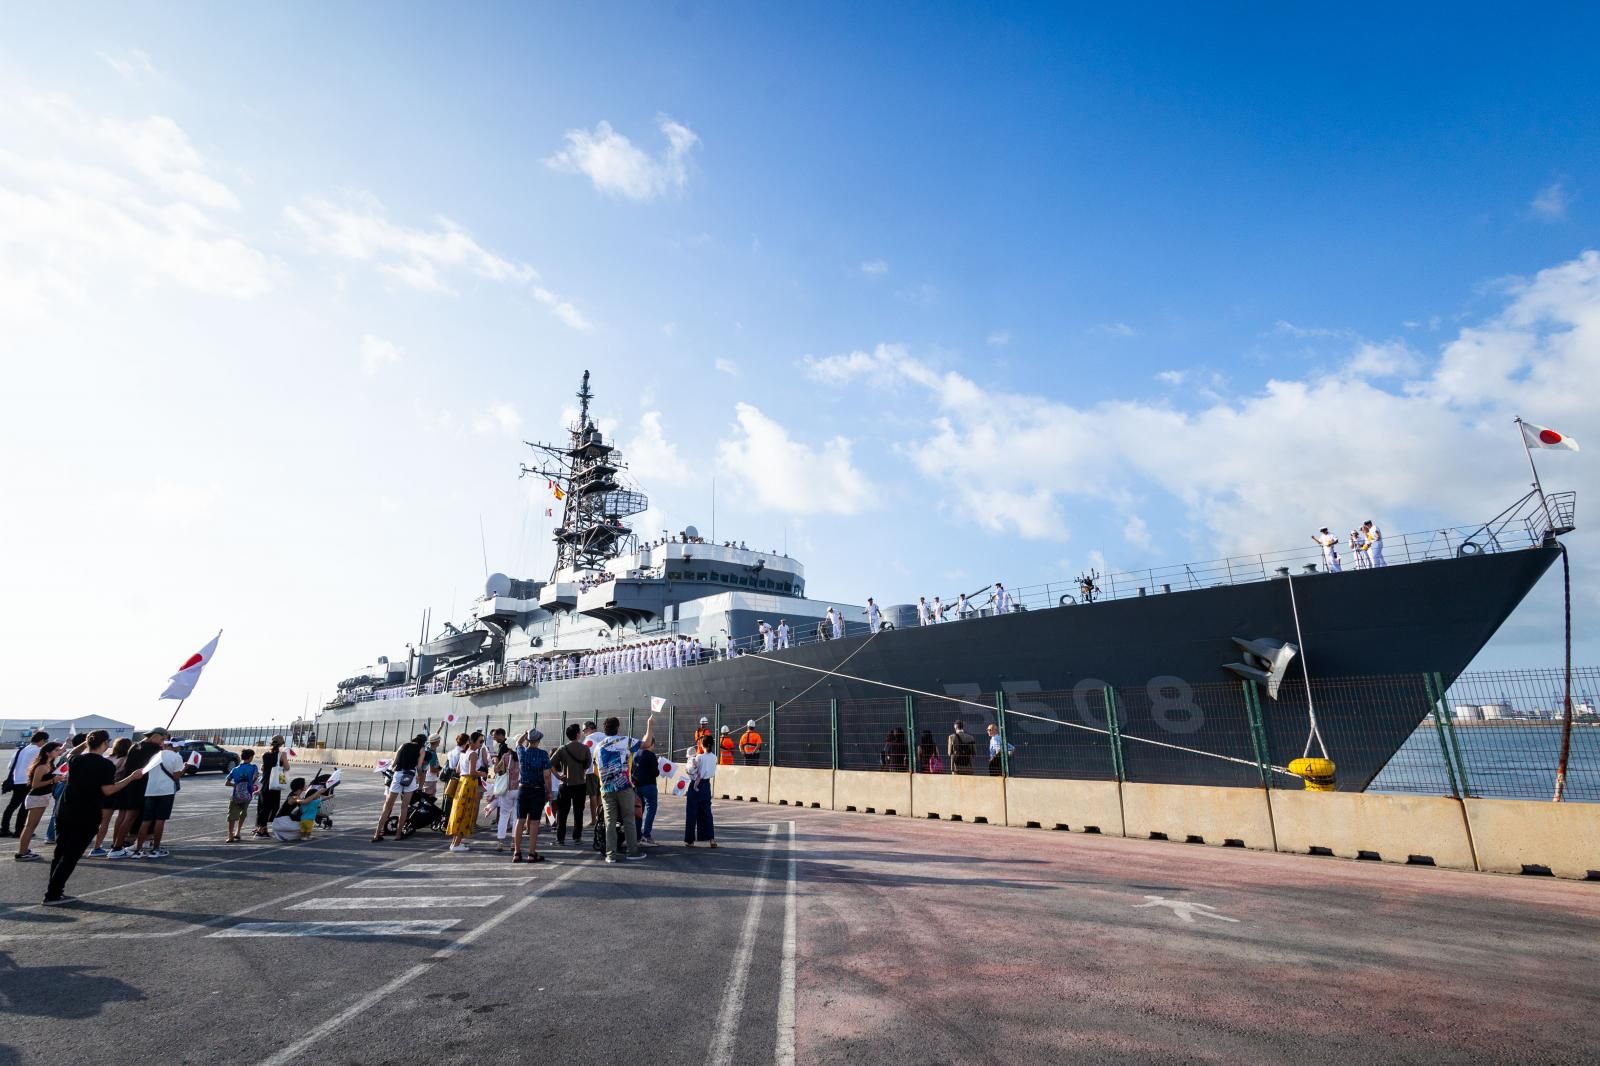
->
[[371, 833, 384, 843], [511, 851, 524, 863], [530, 853, 546, 863]]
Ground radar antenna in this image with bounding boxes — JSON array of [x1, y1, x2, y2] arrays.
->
[[519, 371, 648, 580]]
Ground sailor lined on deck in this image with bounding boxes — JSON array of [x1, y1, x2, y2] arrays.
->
[[776, 620, 791, 649], [1349, 528, 1370, 570], [930, 596, 944, 623], [827, 606, 843, 640], [916, 596, 929, 626], [1363, 521, 1386, 567], [867, 597, 882, 632], [956, 592, 974, 619], [991, 582, 1013, 615], [1313, 528, 1341, 573]]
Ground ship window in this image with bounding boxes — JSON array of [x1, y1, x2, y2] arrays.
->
[[697, 571, 707, 581], [719, 574, 730, 583]]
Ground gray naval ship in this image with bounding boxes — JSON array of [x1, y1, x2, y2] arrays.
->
[[320, 372, 1574, 791]]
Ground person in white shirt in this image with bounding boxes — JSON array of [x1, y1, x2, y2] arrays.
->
[[1313, 528, 1341, 573], [829, 607, 844, 640], [133, 731, 186, 858], [1349, 528, 1370, 570], [992, 583, 1013, 615], [760, 621, 775, 652], [956, 593, 974, 619], [985, 723, 1015, 776], [916, 597, 929, 626], [867, 598, 882, 633], [930, 596, 944, 624], [2, 730, 47, 837], [776, 620, 791, 649], [1364, 521, 1386, 567], [684, 735, 718, 848]]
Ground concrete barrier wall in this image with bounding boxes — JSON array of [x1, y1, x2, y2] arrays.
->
[[912, 773, 1006, 824], [833, 771, 912, 816], [1005, 778, 1124, 836], [769, 767, 834, 809], [1122, 783, 1276, 851], [1465, 798, 1600, 880], [714, 764, 770, 803], [1271, 791, 1477, 871]]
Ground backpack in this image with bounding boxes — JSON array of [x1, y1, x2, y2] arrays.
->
[[230, 764, 257, 805]]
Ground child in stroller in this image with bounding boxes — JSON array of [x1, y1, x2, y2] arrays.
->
[[379, 767, 448, 837], [308, 768, 339, 829]]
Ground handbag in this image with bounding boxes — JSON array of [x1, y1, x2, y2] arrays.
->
[[491, 773, 510, 797], [269, 763, 289, 791], [929, 754, 946, 774]]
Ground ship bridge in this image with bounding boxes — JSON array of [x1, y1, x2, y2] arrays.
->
[[562, 540, 808, 626]]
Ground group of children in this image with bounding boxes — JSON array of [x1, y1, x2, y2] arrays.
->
[[222, 747, 334, 842]]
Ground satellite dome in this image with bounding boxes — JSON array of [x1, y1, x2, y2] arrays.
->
[[683, 525, 700, 540], [485, 572, 512, 597]]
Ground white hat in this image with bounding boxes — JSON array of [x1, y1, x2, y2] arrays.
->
[[699, 716, 710, 724], [720, 725, 730, 733], [746, 719, 756, 728]]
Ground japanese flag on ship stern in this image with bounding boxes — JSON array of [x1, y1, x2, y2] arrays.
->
[[160, 632, 222, 700], [1521, 421, 1581, 451]]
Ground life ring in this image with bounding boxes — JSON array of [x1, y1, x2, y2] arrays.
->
[[1058, 594, 1075, 606], [1456, 541, 1482, 557]]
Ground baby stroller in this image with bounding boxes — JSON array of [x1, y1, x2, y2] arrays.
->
[[380, 769, 448, 837], [308, 768, 338, 829]]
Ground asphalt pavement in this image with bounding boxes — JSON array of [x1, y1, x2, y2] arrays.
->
[[0, 766, 1595, 1065]]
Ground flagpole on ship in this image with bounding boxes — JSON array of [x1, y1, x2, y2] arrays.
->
[[1513, 416, 1557, 536]]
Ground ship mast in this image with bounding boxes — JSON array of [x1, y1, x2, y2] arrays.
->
[[519, 371, 648, 581]]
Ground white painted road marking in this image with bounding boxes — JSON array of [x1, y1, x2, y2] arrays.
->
[[210, 920, 461, 939], [776, 821, 797, 1066], [288, 895, 503, 910], [709, 823, 779, 1066], [1133, 895, 1240, 923], [351, 877, 535, 890], [397, 863, 548, 873]]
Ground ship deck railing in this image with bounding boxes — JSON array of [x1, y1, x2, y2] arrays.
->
[[345, 493, 1572, 696]]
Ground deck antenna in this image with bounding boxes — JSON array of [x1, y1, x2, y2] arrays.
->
[[711, 476, 716, 544], [1284, 571, 1328, 758], [478, 514, 490, 580]]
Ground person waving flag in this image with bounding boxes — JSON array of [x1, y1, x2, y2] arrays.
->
[[160, 631, 222, 701]]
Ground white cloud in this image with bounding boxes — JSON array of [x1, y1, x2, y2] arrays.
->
[[716, 403, 872, 515], [545, 115, 699, 201], [359, 334, 400, 376], [96, 48, 166, 84], [987, 330, 1011, 347], [1091, 321, 1138, 337], [0, 85, 270, 320], [473, 403, 522, 436], [1122, 514, 1152, 549], [1530, 180, 1571, 221], [286, 194, 590, 330], [807, 252, 1600, 558], [1155, 369, 1186, 386], [625, 411, 690, 484], [714, 358, 739, 376], [859, 258, 888, 277]]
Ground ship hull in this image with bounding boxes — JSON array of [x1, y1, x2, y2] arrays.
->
[[321, 544, 1559, 791]]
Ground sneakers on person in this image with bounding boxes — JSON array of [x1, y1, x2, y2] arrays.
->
[[41, 895, 74, 907], [147, 848, 170, 859], [89, 847, 108, 857], [605, 854, 619, 863], [106, 847, 133, 860], [642, 835, 655, 845], [448, 843, 469, 853], [626, 852, 646, 861], [14, 851, 41, 862]]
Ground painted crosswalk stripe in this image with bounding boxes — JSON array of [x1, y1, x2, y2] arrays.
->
[[288, 895, 503, 911], [352, 878, 535, 890], [398, 863, 548, 873], [210, 920, 460, 939]]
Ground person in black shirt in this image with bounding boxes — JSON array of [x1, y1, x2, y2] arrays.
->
[[107, 732, 164, 857], [373, 734, 427, 843], [45, 730, 136, 904]]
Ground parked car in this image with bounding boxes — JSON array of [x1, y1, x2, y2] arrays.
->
[[176, 740, 240, 775]]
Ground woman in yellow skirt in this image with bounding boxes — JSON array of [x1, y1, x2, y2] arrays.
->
[[446, 734, 484, 852]]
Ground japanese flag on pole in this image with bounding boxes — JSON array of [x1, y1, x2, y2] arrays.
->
[[160, 632, 222, 700], [649, 696, 667, 714], [186, 751, 203, 769], [1521, 421, 1581, 451]]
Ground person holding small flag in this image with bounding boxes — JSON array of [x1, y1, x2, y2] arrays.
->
[[43, 730, 139, 906]]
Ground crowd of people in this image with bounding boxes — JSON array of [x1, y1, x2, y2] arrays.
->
[[372, 713, 722, 862], [1312, 521, 1387, 573]]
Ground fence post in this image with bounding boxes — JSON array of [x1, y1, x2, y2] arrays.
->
[[668, 710, 676, 760], [1424, 673, 1463, 799], [829, 699, 840, 771], [1241, 680, 1272, 788], [996, 690, 1011, 777], [713, 704, 722, 764], [905, 695, 916, 773], [1102, 686, 1126, 781], [769, 701, 778, 767], [1427, 672, 1472, 798]]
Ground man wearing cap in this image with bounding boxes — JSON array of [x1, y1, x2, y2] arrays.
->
[[373, 732, 427, 843], [1312, 528, 1341, 573], [775, 619, 791, 649], [738, 720, 764, 765], [512, 729, 552, 862], [719, 725, 736, 766]]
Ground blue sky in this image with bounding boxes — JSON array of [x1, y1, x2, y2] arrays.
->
[[1, 5, 1595, 725]]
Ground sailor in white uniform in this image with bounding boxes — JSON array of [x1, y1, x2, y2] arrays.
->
[[866, 598, 882, 633], [1312, 528, 1341, 573], [776, 620, 791, 649], [930, 596, 944, 624], [992, 583, 1012, 615], [1349, 528, 1370, 570], [1363, 521, 1385, 567], [916, 597, 929, 626], [956, 592, 974, 619], [760, 620, 775, 652], [829, 607, 844, 640]]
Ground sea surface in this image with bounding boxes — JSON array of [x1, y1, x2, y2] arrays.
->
[[1370, 723, 1600, 802]]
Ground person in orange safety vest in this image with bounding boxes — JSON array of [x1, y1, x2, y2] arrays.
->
[[718, 726, 735, 765], [738, 720, 764, 765]]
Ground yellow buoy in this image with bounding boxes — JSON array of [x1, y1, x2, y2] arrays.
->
[[1288, 757, 1337, 791]]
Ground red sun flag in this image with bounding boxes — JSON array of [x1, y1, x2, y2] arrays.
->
[[160, 631, 222, 701], [1521, 420, 1581, 452]]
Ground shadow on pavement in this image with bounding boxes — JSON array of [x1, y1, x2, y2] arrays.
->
[[0, 953, 145, 1019]]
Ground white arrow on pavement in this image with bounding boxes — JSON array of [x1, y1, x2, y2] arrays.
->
[[1132, 895, 1240, 924]]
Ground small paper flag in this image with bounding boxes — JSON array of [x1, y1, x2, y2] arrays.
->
[[649, 696, 667, 714], [326, 769, 342, 788], [658, 758, 674, 776], [671, 776, 689, 796], [374, 758, 391, 772], [583, 736, 596, 749], [186, 752, 203, 768]]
